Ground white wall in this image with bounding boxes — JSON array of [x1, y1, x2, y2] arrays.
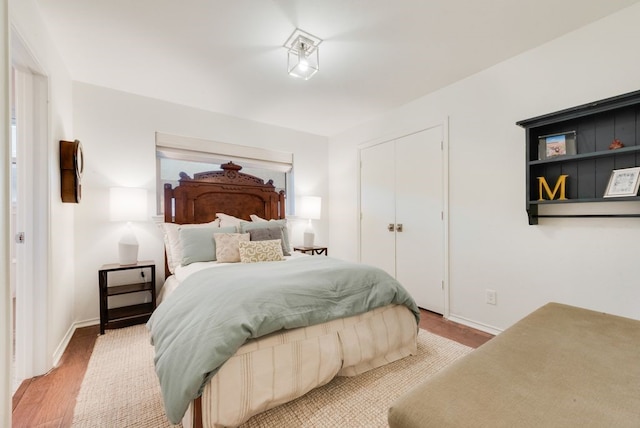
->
[[329, 3, 640, 332], [11, 0, 74, 369], [72, 82, 328, 324]]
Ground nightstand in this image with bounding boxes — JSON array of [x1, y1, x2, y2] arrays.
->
[[293, 246, 328, 256], [98, 261, 156, 334]]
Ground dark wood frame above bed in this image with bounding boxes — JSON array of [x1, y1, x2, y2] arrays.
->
[[164, 161, 286, 224]]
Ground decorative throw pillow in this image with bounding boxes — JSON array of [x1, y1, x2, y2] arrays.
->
[[179, 226, 237, 266], [239, 240, 284, 263], [239, 219, 291, 256], [248, 226, 288, 255], [160, 219, 220, 273], [216, 213, 244, 229], [213, 233, 250, 263]]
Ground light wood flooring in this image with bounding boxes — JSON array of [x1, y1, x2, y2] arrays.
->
[[12, 309, 493, 427]]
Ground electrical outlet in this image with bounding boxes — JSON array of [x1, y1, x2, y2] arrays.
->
[[486, 289, 497, 305]]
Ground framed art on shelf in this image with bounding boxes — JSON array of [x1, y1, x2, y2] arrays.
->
[[538, 131, 576, 160], [603, 167, 640, 198]]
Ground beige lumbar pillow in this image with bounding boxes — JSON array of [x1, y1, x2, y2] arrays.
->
[[239, 239, 285, 263]]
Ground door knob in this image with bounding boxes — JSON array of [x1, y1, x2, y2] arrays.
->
[[396, 224, 403, 232], [388, 223, 395, 232]]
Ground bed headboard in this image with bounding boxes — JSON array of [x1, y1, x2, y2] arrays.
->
[[164, 161, 286, 224]]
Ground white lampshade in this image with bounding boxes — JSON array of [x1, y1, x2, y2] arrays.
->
[[110, 187, 147, 222], [298, 196, 321, 220], [110, 187, 147, 265]]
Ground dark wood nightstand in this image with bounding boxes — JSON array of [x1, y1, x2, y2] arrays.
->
[[98, 261, 156, 334], [293, 246, 328, 256]]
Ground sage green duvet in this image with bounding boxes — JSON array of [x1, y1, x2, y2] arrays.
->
[[147, 256, 419, 423]]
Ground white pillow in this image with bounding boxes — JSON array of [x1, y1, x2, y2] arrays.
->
[[216, 213, 244, 229], [249, 214, 268, 222], [160, 219, 219, 274]]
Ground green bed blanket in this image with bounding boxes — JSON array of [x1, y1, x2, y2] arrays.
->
[[147, 256, 419, 423]]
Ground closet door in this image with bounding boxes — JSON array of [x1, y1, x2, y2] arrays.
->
[[360, 141, 396, 276], [395, 127, 444, 314], [360, 126, 445, 314]]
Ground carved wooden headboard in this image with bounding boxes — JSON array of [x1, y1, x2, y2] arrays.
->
[[164, 162, 286, 223], [163, 162, 286, 276]]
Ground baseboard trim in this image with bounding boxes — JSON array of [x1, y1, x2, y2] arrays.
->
[[447, 314, 503, 336], [51, 318, 99, 367]]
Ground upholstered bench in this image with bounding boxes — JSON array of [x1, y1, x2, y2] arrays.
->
[[388, 303, 640, 427]]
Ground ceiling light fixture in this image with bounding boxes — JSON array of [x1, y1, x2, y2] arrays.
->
[[284, 28, 322, 80]]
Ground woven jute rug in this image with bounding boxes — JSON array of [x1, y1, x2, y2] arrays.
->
[[72, 324, 471, 428], [71, 325, 179, 428]]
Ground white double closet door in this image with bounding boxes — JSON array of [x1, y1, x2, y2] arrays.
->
[[360, 126, 444, 314]]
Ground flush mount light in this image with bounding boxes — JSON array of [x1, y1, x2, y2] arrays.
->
[[283, 28, 322, 80]]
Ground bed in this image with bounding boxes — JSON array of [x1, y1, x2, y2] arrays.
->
[[388, 302, 640, 427], [150, 162, 420, 428]]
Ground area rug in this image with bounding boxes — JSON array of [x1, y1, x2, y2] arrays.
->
[[71, 325, 178, 428], [72, 325, 472, 428]]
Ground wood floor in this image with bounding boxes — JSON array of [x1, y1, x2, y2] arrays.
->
[[12, 325, 100, 428], [418, 309, 493, 349], [12, 309, 493, 428]]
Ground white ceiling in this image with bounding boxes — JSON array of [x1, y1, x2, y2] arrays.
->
[[36, 0, 640, 137]]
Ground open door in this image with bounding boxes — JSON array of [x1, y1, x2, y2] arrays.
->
[[11, 34, 50, 391]]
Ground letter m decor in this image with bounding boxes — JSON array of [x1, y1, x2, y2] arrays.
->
[[537, 175, 568, 201]]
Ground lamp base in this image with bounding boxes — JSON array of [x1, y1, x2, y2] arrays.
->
[[118, 222, 139, 265], [303, 231, 315, 247], [118, 242, 139, 266]]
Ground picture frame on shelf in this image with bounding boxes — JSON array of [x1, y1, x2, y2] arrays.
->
[[538, 131, 577, 160], [603, 166, 640, 198]]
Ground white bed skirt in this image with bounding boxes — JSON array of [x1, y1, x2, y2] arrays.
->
[[182, 303, 418, 428]]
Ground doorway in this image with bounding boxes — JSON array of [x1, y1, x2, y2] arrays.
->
[[11, 32, 50, 392]]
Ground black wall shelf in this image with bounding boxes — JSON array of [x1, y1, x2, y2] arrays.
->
[[517, 89, 640, 225]]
